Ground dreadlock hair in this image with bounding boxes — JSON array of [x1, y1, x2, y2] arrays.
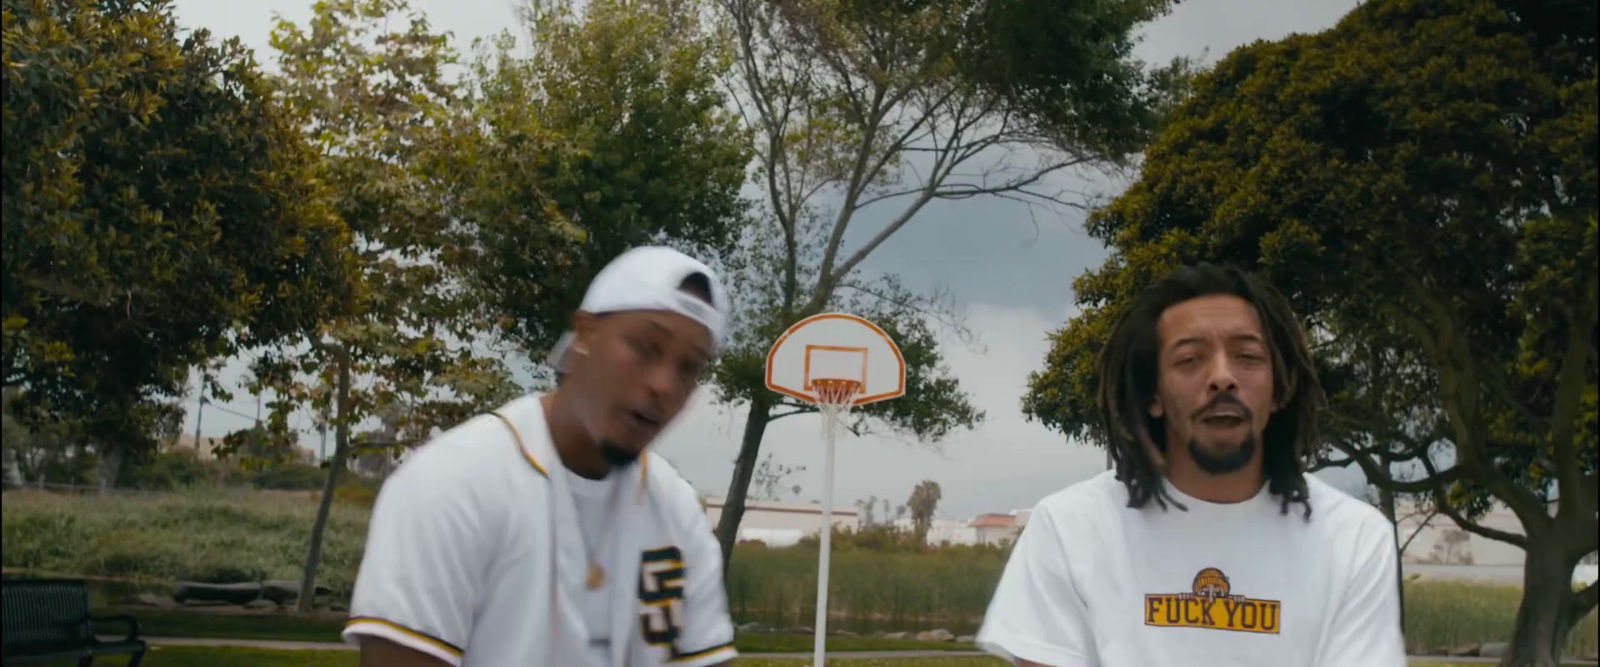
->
[[1095, 263, 1325, 519]]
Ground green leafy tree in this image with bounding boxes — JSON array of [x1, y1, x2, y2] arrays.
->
[[1, 0, 354, 479], [706, 0, 1187, 568], [258, 0, 523, 613], [906, 479, 942, 545], [455, 0, 752, 356], [1023, 1, 1597, 663]]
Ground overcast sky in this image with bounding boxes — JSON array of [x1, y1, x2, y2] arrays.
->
[[170, 0, 1366, 519]]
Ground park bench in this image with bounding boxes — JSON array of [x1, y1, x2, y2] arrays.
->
[[1, 578, 146, 666]]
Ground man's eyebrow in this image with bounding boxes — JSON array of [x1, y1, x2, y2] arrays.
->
[[1168, 332, 1264, 349]]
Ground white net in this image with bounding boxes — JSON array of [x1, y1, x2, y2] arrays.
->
[[811, 378, 862, 437]]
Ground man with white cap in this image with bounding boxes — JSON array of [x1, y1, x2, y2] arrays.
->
[[343, 246, 738, 667]]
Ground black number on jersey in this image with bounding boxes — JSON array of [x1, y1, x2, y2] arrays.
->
[[638, 546, 687, 652]]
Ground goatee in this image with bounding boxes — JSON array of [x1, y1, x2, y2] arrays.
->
[[599, 439, 641, 469], [1189, 434, 1257, 475]]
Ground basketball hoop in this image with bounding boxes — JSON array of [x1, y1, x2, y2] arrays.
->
[[766, 314, 904, 667], [810, 378, 861, 435]]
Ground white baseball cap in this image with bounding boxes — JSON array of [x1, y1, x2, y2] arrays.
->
[[547, 246, 729, 373]]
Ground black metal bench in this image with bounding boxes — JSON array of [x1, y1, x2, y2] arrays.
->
[[1, 578, 145, 666]]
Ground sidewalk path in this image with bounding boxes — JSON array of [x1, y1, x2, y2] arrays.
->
[[142, 638, 1596, 664]]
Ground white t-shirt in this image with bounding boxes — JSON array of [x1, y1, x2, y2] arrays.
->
[[342, 395, 737, 667], [978, 471, 1405, 667], [566, 467, 621, 665]]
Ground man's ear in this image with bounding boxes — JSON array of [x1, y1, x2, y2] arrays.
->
[[1149, 394, 1165, 419]]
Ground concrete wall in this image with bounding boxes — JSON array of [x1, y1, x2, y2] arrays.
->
[[704, 498, 859, 537], [974, 524, 1019, 546]]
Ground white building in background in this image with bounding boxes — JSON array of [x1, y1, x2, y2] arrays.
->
[[702, 497, 858, 546], [891, 517, 979, 546], [968, 513, 1021, 546]]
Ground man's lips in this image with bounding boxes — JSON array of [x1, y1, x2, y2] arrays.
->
[[628, 409, 662, 428]]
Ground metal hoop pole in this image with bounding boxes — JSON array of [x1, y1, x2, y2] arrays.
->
[[813, 409, 837, 667]]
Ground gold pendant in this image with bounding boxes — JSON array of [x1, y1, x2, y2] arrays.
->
[[587, 562, 606, 590]]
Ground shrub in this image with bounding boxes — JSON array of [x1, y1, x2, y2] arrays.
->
[[120, 449, 223, 490], [251, 463, 326, 491]]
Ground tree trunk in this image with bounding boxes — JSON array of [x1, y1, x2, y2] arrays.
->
[[714, 393, 773, 571], [97, 448, 124, 494], [1504, 540, 1579, 667], [298, 349, 352, 614]]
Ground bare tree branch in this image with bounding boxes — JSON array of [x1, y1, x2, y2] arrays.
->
[[1414, 453, 1531, 548], [1398, 511, 1440, 554]]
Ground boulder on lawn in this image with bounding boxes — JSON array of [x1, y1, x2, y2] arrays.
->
[[736, 621, 764, 633], [916, 629, 955, 642], [1446, 643, 1481, 657], [261, 580, 332, 604], [956, 635, 976, 643], [244, 599, 279, 610], [869, 631, 888, 638], [134, 593, 177, 608], [882, 632, 909, 640], [1479, 643, 1509, 658], [173, 581, 262, 605]]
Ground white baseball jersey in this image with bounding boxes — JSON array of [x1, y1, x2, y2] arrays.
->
[[978, 471, 1404, 667], [342, 394, 738, 667]]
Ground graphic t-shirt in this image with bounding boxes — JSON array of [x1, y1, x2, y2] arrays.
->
[[977, 471, 1405, 667]]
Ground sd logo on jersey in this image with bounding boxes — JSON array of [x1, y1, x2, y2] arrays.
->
[[1144, 567, 1281, 634], [639, 546, 687, 649]]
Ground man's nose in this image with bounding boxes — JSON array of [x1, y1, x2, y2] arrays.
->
[[1206, 353, 1239, 394], [643, 360, 677, 399]]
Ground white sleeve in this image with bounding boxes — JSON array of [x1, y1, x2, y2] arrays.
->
[[976, 505, 1099, 667], [1317, 516, 1406, 667], [342, 455, 494, 666], [667, 479, 738, 666]]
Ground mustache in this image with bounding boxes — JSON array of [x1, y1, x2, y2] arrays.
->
[[1192, 393, 1254, 421]]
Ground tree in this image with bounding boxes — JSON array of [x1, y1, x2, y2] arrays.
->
[[1022, 1, 1597, 663], [1, 0, 353, 477], [749, 451, 805, 501], [1428, 530, 1475, 566], [906, 479, 942, 544], [258, 0, 523, 613], [707, 0, 1188, 570], [456, 0, 753, 357]]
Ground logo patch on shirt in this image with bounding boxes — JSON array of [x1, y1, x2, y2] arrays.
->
[[1144, 567, 1281, 634], [638, 546, 687, 650]]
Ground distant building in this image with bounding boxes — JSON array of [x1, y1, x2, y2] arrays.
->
[[968, 513, 1022, 546], [893, 517, 978, 546], [703, 497, 858, 545], [168, 434, 227, 460], [167, 433, 316, 466]]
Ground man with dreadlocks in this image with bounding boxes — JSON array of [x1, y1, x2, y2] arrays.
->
[[976, 264, 1404, 667]]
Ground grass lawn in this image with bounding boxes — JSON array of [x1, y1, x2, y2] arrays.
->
[[34, 647, 1008, 667], [113, 607, 976, 653], [37, 649, 1600, 667]]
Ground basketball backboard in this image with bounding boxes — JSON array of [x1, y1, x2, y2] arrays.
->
[[766, 313, 905, 406]]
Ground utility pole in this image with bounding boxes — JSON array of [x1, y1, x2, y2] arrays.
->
[[193, 387, 206, 451]]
